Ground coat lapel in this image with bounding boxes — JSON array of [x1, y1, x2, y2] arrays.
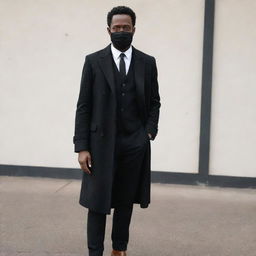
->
[[98, 44, 116, 94], [133, 46, 146, 121]]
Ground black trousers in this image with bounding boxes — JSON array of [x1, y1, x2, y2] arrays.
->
[[87, 205, 133, 256], [87, 126, 149, 256]]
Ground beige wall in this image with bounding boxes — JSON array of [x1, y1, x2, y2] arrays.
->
[[210, 0, 256, 177], [1, 1, 255, 177], [0, 0, 204, 173]]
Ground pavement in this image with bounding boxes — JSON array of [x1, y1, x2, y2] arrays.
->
[[0, 175, 256, 256]]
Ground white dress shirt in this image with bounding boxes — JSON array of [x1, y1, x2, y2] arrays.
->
[[111, 44, 132, 75]]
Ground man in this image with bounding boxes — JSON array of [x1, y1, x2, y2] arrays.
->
[[73, 6, 161, 256]]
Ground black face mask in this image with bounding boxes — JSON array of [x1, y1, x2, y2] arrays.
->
[[110, 31, 133, 51]]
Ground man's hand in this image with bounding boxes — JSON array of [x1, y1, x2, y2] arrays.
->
[[78, 151, 92, 174]]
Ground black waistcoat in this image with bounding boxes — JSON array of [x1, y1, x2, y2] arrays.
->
[[112, 56, 143, 133]]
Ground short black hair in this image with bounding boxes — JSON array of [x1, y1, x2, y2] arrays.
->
[[107, 6, 136, 27]]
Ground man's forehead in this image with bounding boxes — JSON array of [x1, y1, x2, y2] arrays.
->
[[111, 14, 132, 25]]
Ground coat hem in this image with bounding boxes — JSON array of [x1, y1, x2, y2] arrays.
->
[[79, 200, 149, 214]]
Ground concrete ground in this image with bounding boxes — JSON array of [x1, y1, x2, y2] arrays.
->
[[0, 176, 256, 256]]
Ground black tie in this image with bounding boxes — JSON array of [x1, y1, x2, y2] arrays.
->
[[119, 53, 126, 78]]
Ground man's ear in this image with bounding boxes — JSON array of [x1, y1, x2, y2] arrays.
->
[[107, 27, 111, 35], [132, 26, 136, 34]]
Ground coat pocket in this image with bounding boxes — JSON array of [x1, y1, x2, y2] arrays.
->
[[90, 122, 97, 132]]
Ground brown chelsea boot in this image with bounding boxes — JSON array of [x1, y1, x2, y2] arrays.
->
[[111, 249, 127, 256]]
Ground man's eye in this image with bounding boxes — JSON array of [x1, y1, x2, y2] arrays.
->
[[113, 27, 121, 32]]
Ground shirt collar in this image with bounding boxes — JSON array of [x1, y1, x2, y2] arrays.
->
[[111, 44, 132, 61]]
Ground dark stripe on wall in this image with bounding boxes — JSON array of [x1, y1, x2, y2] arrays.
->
[[152, 171, 256, 188], [198, 0, 215, 178], [0, 164, 82, 180], [1, 164, 256, 189]]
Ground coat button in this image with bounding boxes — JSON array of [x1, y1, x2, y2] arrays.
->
[[100, 132, 104, 137], [122, 92, 125, 96], [122, 83, 126, 87]]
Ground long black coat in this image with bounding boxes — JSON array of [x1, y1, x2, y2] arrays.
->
[[73, 44, 161, 214]]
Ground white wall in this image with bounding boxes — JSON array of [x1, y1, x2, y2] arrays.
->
[[0, 0, 205, 173], [210, 0, 256, 177]]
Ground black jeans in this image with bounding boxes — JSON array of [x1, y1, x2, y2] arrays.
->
[[87, 204, 133, 256]]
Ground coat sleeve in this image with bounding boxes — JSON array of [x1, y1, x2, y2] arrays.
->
[[145, 57, 161, 140], [73, 56, 93, 153]]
